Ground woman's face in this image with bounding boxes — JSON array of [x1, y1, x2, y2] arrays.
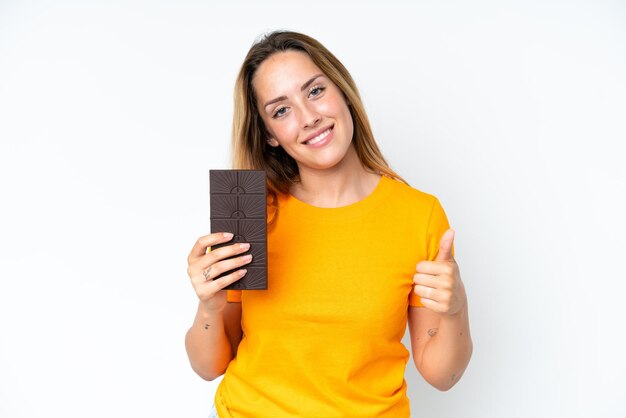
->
[[252, 50, 354, 173]]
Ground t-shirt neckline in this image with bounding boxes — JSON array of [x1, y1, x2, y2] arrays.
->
[[280, 175, 393, 221]]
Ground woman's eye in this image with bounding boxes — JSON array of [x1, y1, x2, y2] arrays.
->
[[273, 106, 287, 118], [309, 86, 325, 97]]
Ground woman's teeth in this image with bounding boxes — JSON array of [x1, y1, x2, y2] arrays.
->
[[305, 128, 331, 145]]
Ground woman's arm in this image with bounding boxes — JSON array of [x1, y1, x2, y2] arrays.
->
[[408, 303, 472, 391], [185, 232, 249, 381], [409, 228, 473, 391], [185, 300, 243, 381]]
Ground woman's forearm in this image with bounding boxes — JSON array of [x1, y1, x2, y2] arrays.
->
[[419, 302, 473, 391], [185, 302, 233, 381]]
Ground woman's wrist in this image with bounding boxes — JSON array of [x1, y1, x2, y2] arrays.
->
[[197, 302, 226, 321]]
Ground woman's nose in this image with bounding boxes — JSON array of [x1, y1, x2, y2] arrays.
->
[[300, 103, 321, 128]]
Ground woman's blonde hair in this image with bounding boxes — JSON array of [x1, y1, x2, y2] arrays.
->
[[231, 30, 407, 221]]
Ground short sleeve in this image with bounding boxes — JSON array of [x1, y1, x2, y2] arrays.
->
[[227, 290, 242, 303], [409, 197, 453, 307]]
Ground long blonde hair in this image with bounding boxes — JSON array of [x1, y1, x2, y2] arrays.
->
[[231, 30, 407, 222]]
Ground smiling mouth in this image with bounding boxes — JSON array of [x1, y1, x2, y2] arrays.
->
[[303, 126, 333, 145]]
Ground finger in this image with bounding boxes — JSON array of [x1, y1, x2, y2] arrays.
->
[[413, 284, 440, 302], [212, 269, 248, 291], [415, 260, 458, 279], [418, 297, 442, 313], [190, 268, 248, 297], [195, 253, 253, 284], [188, 232, 234, 262], [413, 273, 440, 288], [435, 228, 455, 262], [415, 260, 445, 275], [202, 242, 251, 267], [187, 242, 250, 283]]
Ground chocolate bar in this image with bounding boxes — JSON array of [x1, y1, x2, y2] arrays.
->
[[209, 170, 267, 290]]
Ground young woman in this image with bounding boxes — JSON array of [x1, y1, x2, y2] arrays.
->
[[185, 30, 472, 418]]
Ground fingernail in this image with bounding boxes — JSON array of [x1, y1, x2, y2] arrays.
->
[[242, 254, 252, 261], [240, 243, 250, 250], [239, 269, 247, 276], [223, 232, 233, 239]]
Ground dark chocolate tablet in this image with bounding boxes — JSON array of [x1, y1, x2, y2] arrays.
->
[[209, 170, 267, 290]]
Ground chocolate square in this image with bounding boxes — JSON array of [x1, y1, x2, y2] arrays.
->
[[209, 170, 267, 290]]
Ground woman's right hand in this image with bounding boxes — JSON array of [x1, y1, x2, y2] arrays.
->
[[187, 232, 252, 313]]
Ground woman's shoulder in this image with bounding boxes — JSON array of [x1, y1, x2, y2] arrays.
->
[[381, 176, 448, 233], [385, 176, 440, 207]]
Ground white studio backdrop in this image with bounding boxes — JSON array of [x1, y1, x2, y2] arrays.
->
[[1, 1, 625, 417]]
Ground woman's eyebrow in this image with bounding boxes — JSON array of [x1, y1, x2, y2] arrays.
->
[[299, 73, 324, 93], [263, 73, 325, 110]]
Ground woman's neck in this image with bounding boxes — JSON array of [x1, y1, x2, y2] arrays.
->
[[289, 147, 381, 208]]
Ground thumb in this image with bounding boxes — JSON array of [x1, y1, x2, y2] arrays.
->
[[435, 228, 455, 261]]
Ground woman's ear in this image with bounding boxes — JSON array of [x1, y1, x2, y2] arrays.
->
[[266, 137, 279, 147]]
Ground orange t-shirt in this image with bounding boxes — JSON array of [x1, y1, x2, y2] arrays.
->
[[215, 175, 451, 417]]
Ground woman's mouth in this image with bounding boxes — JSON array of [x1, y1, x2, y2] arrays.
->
[[303, 126, 334, 147]]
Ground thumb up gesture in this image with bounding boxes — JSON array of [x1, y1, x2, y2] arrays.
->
[[413, 229, 467, 316]]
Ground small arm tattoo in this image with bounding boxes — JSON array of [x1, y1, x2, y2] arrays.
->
[[427, 328, 439, 337], [204, 324, 210, 330]]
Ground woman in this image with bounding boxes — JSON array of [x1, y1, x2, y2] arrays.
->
[[186, 30, 472, 417]]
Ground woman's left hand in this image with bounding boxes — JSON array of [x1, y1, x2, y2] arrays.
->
[[413, 229, 467, 316]]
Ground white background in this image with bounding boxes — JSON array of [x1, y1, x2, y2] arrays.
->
[[1, 1, 625, 417]]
